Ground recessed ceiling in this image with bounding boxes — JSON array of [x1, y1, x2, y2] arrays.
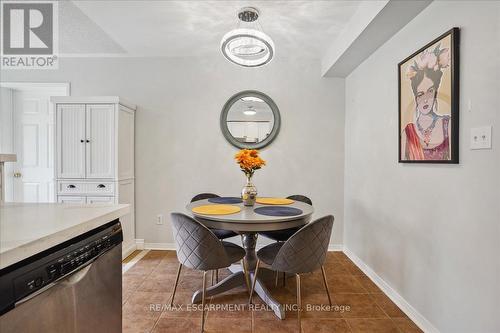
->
[[68, 0, 363, 58]]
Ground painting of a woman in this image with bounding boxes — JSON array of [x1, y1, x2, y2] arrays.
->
[[399, 28, 459, 163]]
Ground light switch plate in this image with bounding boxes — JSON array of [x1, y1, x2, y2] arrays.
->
[[470, 126, 492, 150]]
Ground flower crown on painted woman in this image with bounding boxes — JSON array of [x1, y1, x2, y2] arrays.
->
[[405, 43, 450, 79]]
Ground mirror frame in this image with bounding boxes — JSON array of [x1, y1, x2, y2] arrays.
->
[[220, 90, 281, 149]]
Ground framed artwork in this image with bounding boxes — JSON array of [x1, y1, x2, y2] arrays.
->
[[398, 27, 460, 163]]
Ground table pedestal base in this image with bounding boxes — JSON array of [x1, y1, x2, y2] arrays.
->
[[191, 264, 285, 319]]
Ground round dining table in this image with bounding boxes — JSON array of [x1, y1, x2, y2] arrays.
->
[[186, 198, 314, 319]]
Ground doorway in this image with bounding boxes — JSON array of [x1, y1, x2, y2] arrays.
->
[[0, 82, 70, 202]]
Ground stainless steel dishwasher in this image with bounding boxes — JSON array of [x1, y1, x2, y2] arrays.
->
[[0, 220, 123, 333]]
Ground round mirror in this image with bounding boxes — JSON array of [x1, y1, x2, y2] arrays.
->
[[220, 90, 281, 149]]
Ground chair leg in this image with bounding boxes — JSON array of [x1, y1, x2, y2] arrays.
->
[[169, 263, 182, 306], [215, 269, 219, 283], [275, 270, 279, 287], [320, 265, 332, 306], [201, 271, 208, 333], [283, 272, 286, 287], [296, 274, 302, 333], [211, 270, 214, 286], [241, 259, 251, 295], [248, 259, 260, 304]]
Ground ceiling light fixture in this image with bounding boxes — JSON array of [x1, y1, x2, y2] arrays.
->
[[243, 107, 257, 116], [221, 7, 275, 67]]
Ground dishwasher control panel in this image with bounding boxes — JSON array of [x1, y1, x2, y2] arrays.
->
[[0, 220, 122, 315]]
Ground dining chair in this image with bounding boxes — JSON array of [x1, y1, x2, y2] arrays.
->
[[258, 195, 313, 286], [169, 213, 249, 333], [249, 215, 334, 333], [191, 193, 238, 283]]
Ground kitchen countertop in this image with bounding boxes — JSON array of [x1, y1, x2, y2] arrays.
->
[[0, 203, 130, 270], [0, 154, 17, 162]]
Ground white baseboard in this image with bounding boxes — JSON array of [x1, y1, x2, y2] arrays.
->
[[122, 242, 137, 260], [144, 242, 176, 250], [122, 250, 149, 273], [136, 239, 145, 250], [343, 247, 439, 333], [328, 244, 343, 251]]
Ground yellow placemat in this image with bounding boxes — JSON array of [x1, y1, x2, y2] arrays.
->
[[192, 204, 241, 215], [256, 198, 294, 205]]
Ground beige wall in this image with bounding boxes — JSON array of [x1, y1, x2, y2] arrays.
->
[[345, 1, 500, 332], [1, 56, 346, 247]]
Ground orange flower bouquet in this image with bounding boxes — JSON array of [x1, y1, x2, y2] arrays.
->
[[235, 149, 265, 206]]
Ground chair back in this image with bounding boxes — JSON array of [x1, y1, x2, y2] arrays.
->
[[271, 215, 334, 274], [191, 193, 220, 203], [287, 195, 312, 206], [170, 213, 230, 270]]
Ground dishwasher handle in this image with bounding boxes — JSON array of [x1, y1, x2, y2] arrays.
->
[[60, 263, 93, 286], [15, 262, 94, 307]]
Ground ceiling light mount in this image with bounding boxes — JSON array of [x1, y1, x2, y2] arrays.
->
[[238, 7, 259, 23]]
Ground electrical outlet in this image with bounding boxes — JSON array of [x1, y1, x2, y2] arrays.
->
[[470, 126, 492, 150], [156, 214, 164, 225]]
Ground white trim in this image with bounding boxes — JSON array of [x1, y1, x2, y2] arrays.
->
[[122, 241, 137, 260], [328, 244, 344, 251], [0, 82, 71, 95], [122, 250, 149, 274], [136, 239, 145, 250], [50, 96, 136, 111], [343, 247, 440, 333], [144, 242, 176, 250]]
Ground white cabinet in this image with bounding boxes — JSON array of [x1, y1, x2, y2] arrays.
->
[[86, 104, 115, 179], [52, 96, 136, 259], [56, 104, 86, 179], [57, 104, 114, 179]]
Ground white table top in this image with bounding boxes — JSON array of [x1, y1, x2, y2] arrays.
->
[[186, 199, 314, 232], [0, 203, 129, 270]]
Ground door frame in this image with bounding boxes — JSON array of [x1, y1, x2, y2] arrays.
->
[[0, 82, 71, 202]]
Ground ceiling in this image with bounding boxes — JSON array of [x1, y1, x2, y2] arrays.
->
[[66, 0, 363, 58]]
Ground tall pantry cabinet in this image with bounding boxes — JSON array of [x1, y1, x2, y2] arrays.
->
[[51, 96, 136, 258]]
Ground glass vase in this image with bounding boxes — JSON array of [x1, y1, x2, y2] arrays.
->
[[241, 175, 257, 206]]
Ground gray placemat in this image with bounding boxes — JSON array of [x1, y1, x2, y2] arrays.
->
[[254, 206, 303, 217], [208, 197, 243, 204]]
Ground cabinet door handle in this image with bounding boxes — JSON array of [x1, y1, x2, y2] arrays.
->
[[67, 184, 76, 189], [86, 140, 90, 143], [97, 184, 106, 188], [80, 139, 84, 143]]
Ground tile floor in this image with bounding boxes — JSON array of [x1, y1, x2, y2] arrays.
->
[[122, 250, 422, 333]]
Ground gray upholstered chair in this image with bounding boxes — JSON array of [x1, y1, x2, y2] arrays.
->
[[190, 193, 238, 284], [169, 213, 249, 332], [259, 195, 313, 286], [259, 195, 312, 242], [249, 215, 334, 333], [191, 193, 238, 240]]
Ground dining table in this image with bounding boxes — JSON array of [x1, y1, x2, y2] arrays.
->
[[186, 198, 314, 319]]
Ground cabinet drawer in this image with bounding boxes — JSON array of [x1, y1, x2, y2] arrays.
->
[[86, 182, 115, 195], [58, 196, 86, 204], [87, 196, 115, 204], [58, 181, 85, 194], [57, 181, 115, 195]]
